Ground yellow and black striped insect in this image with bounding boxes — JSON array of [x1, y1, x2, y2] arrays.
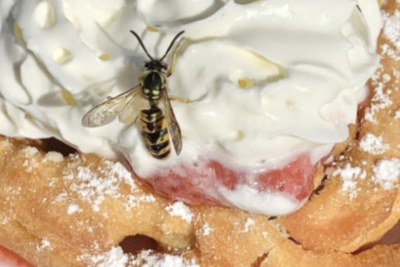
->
[[82, 30, 188, 159]]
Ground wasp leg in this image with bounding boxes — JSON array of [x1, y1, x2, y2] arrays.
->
[[167, 37, 186, 77], [169, 93, 207, 104], [169, 96, 192, 103]]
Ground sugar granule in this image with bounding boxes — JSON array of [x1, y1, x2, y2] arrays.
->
[[44, 151, 64, 162], [334, 163, 366, 200], [22, 146, 38, 156], [63, 158, 154, 212], [202, 223, 212, 236], [372, 159, 400, 190], [381, 11, 400, 60], [382, 11, 400, 52], [79, 247, 200, 267], [364, 81, 393, 123], [359, 133, 390, 155], [165, 201, 193, 223], [240, 218, 255, 233], [83, 247, 128, 267], [37, 239, 53, 252], [130, 250, 200, 267], [395, 108, 400, 120], [67, 204, 82, 215]]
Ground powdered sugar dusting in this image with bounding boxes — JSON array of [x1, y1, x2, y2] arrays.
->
[[240, 218, 255, 233], [63, 157, 155, 212], [79, 247, 200, 267], [365, 11, 400, 123], [44, 151, 64, 162], [165, 201, 193, 223], [22, 146, 38, 156], [1, 216, 9, 225], [67, 204, 83, 215], [364, 80, 393, 123], [395, 108, 400, 119], [130, 250, 199, 267], [201, 223, 212, 236], [359, 133, 390, 154], [37, 239, 53, 252], [84, 247, 128, 267], [372, 159, 400, 190], [334, 163, 366, 199], [382, 11, 400, 53], [381, 11, 400, 60]]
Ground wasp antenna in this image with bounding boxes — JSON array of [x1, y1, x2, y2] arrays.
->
[[130, 30, 154, 61], [160, 31, 185, 61]]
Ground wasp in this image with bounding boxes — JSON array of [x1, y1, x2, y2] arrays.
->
[[82, 30, 189, 159]]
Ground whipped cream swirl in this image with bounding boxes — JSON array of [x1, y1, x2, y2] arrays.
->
[[0, 0, 380, 215]]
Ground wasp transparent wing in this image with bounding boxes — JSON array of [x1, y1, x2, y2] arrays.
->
[[82, 85, 149, 127], [159, 89, 182, 155]]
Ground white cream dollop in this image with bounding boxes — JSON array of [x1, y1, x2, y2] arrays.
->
[[0, 0, 380, 215]]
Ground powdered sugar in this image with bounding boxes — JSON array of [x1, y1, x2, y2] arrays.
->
[[395, 108, 400, 119], [37, 239, 53, 252], [130, 250, 199, 267], [80, 247, 200, 267], [67, 204, 82, 215], [240, 218, 255, 233], [1, 216, 9, 225], [359, 133, 390, 154], [364, 13, 400, 122], [86, 247, 128, 267], [44, 151, 64, 162], [381, 11, 400, 60], [372, 159, 400, 190], [334, 163, 367, 199], [364, 80, 393, 123], [382, 11, 400, 52], [201, 223, 212, 236], [165, 201, 193, 223], [63, 157, 154, 212], [23, 157, 38, 173], [22, 146, 38, 156]]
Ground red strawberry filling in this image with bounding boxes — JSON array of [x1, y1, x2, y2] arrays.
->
[[135, 153, 318, 215]]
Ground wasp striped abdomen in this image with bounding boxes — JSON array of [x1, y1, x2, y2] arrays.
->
[[140, 106, 171, 159]]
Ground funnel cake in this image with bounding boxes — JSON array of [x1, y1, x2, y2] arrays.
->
[[1, 1, 400, 267], [1, 132, 400, 266]]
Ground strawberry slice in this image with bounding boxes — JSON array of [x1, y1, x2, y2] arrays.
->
[[0, 246, 34, 267], [136, 154, 317, 214]]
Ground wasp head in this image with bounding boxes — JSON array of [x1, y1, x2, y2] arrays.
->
[[144, 61, 167, 72]]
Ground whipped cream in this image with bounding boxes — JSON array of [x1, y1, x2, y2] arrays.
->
[[0, 0, 380, 215]]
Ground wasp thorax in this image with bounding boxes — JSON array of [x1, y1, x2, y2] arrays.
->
[[143, 72, 162, 91]]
